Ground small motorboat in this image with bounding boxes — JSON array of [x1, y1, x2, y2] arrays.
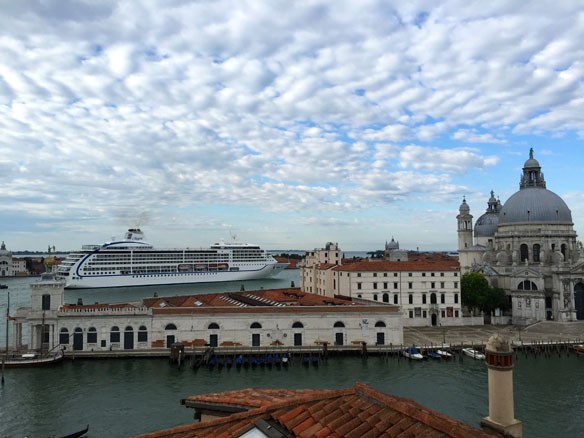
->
[[403, 346, 424, 360], [60, 424, 89, 438], [436, 349, 453, 359], [425, 351, 442, 360], [1, 349, 64, 369], [573, 344, 584, 355], [462, 348, 486, 360], [0, 284, 7, 289]]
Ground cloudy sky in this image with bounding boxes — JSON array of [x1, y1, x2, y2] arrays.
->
[[1, 1, 583, 252]]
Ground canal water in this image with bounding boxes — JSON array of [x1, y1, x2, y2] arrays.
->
[[1, 272, 584, 437]]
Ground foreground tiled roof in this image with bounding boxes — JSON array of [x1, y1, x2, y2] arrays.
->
[[135, 383, 498, 438], [333, 260, 459, 272]]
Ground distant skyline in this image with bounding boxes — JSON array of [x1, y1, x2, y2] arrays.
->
[[1, 1, 583, 252]]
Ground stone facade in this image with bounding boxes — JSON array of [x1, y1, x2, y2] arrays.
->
[[458, 150, 584, 323], [11, 276, 403, 352], [0, 241, 13, 277], [300, 245, 464, 327]]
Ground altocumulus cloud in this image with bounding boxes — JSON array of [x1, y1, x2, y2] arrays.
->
[[0, 0, 582, 250]]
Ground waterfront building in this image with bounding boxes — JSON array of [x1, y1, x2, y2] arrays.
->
[[10, 275, 403, 353], [301, 243, 465, 327], [138, 383, 499, 437], [12, 257, 27, 275], [457, 150, 584, 323], [0, 241, 13, 277]]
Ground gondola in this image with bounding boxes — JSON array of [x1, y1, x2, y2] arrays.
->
[[60, 424, 89, 438]]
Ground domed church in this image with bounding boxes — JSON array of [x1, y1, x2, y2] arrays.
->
[[457, 149, 584, 324]]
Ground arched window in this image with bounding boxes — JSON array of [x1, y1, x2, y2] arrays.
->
[[208, 322, 220, 330], [87, 327, 97, 344], [430, 293, 437, 304], [165, 323, 177, 330], [408, 294, 413, 304], [393, 294, 398, 304], [440, 293, 445, 304], [533, 244, 541, 262], [382, 293, 389, 303], [561, 244, 567, 259], [138, 325, 148, 343], [454, 293, 459, 304], [517, 280, 538, 291], [250, 322, 262, 329], [375, 321, 386, 327], [520, 244, 529, 262], [110, 326, 120, 343], [292, 321, 304, 329], [59, 328, 69, 345], [333, 321, 345, 328]]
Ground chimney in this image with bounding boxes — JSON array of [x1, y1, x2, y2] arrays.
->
[[481, 334, 523, 437]]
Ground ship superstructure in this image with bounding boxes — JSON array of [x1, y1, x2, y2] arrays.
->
[[56, 229, 287, 289]]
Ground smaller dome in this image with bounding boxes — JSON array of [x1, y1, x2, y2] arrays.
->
[[459, 198, 470, 214], [0, 241, 12, 257], [524, 157, 540, 168], [386, 237, 399, 250], [474, 212, 499, 237]]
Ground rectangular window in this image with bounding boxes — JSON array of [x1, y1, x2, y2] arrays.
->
[[408, 282, 413, 289], [383, 282, 388, 289], [441, 310, 446, 318], [373, 283, 378, 289], [440, 272, 445, 277], [373, 273, 377, 277], [383, 273, 388, 277], [455, 310, 459, 317], [422, 294, 427, 304], [454, 272, 458, 277], [357, 273, 361, 277], [431, 273, 435, 277], [408, 273, 412, 277], [454, 282, 458, 288], [415, 307, 421, 317], [441, 293, 445, 304], [454, 293, 459, 304], [357, 283, 362, 290], [394, 273, 398, 277], [408, 294, 413, 304], [409, 310, 414, 318], [394, 294, 398, 304], [431, 282, 435, 288], [422, 273, 426, 277], [441, 282, 445, 288], [41, 294, 51, 311], [373, 294, 378, 301], [423, 310, 427, 318], [394, 282, 398, 289]]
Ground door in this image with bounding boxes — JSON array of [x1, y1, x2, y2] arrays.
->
[[166, 335, 175, 347], [376, 332, 385, 345], [575, 283, 584, 320], [431, 314, 438, 326], [251, 333, 260, 347], [209, 334, 218, 347], [335, 332, 344, 346], [73, 329, 83, 351], [124, 327, 134, 350], [294, 333, 302, 346]]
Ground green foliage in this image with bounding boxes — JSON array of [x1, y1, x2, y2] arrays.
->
[[461, 272, 510, 314]]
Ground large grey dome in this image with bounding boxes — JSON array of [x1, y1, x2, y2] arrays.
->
[[499, 187, 572, 225], [475, 212, 499, 236]]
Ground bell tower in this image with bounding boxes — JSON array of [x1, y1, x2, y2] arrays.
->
[[457, 197, 473, 250]]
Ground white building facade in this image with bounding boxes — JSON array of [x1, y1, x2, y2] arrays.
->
[[458, 150, 584, 324], [11, 276, 404, 353]]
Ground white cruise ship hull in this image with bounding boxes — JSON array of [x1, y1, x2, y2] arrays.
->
[[64, 262, 288, 289], [57, 228, 289, 290]]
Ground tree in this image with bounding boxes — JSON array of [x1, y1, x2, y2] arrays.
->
[[462, 272, 511, 315], [461, 272, 491, 314]]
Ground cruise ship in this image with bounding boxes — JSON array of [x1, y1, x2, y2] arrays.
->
[[56, 229, 288, 289]]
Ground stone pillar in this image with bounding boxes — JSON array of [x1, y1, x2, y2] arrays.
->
[[481, 334, 523, 437]]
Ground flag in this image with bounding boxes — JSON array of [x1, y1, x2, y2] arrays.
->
[[6, 315, 16, 321]]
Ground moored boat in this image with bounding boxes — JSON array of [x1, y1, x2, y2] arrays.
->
[[1, 349, 64, 369], [573, 344, 584, 354], [436, 349, 453, 359], [56, 228, 288, 289], [403, 346, 424, 360], [462, 348, 485, 360]]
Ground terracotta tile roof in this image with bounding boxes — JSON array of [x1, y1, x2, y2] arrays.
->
[[332, 260, 459, 272], [135, 383, 499, 438]]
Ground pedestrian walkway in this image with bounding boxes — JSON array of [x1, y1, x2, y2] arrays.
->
[[404, 321, 584, 347]]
